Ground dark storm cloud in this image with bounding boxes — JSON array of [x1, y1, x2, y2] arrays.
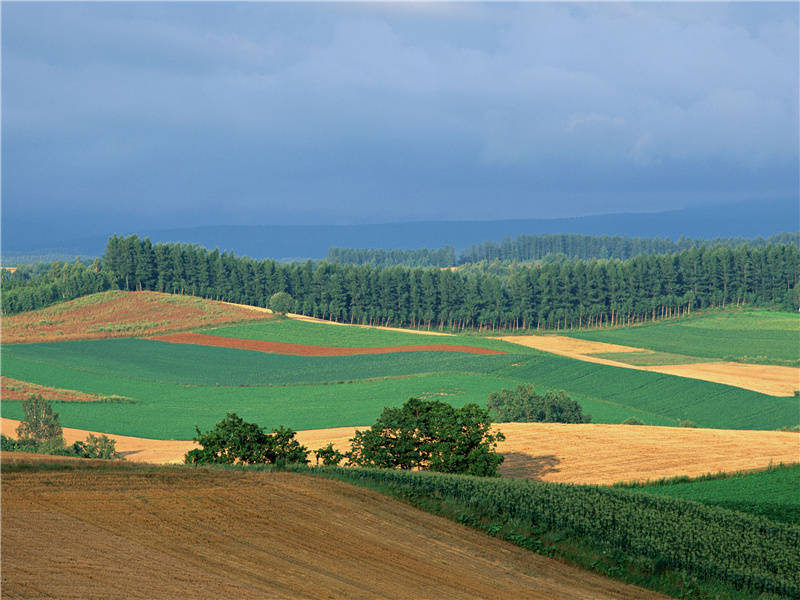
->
[[2, 2, 798, 231]]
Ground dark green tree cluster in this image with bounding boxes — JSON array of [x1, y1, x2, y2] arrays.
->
[[185, 413, 309, 466], [487, 384, 591, 423], [346, 398, 505, 477], [459, 232, 800, 264], [99, 235, 800, 330], [328, 246, 456, 267], [1, 260, 112, 314]]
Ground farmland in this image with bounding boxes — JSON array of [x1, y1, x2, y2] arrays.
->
[[6, 417, 797, 487], [623, 464, 800, 525], [2, 458, 666, 600], [566, 310, 800, 366], [1, 290, 272, 344]]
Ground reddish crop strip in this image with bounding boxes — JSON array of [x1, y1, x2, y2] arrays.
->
[[149, 331, 506, 356], [1, 377, 105, 403]]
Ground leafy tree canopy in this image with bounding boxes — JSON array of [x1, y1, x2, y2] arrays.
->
[[185, 413, 309, 466], [347, 398, 505, 477], [488, 384, 591, 424], [16, 394, 63, 445], [268, 291, 293, 315]]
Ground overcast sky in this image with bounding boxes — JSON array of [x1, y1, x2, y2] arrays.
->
[[2, 2, 798, 234]]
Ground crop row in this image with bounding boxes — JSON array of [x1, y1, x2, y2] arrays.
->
[[308, 466, 800, 597]]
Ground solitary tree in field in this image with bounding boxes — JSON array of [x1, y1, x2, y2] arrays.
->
[[268, 291, 293, 315], [16, 395, 63, 448]]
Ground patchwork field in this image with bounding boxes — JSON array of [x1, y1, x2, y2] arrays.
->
[[4, 418, 797, 486], [1, 290, 272, 344], [150, 331, 505, 356], [625, 464, 800, 525], [500, 333, 800, 396], [1, 458, 666, 600], [566, 309, 800, 366]]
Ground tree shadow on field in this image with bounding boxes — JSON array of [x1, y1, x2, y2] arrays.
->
[[499, 453, 561, 480]]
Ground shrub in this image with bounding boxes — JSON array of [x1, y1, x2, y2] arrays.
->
[[678, 419, 698, 428], [487, 384, 591, 423], [347, 397, 505, 477], [72, 434, 121, 459], [315, 442, 345, 466], [185, 413, 309, 466], [622, 416, 645, 425]]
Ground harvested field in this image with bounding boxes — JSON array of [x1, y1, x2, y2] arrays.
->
[[6, 418, 796, 485], [1, 418, 196, 463], [496, 423, 800, 485], [501, 334, 800, 396], [1, 376, 108, 403], [1, 461, 666, 600], [149, 331, 505, 356], [2, 290, 272, 344]]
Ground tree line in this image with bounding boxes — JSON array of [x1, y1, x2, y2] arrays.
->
[[328, 232, 800, 268], [3, 234, 798, 330]]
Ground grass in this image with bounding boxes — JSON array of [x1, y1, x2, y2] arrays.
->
[[201, 318, 526, 353], [1, 339, 527, 387], [588, 351, 707, 365], [2, 334, 796, 437], [566, 309, 800, 366], [620, 464, 800, 525]]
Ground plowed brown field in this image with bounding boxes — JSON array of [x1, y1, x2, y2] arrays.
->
[[5, 418, 796, 484], [1, 376, 105, 403], [149, 331, 505, 356], [500, 335, 800, 396], [1, 459, 666, 600], [2, 290, 272, 344]]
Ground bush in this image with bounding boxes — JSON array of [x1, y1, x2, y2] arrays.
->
[[347, 398, 505, 477], [185, 413, 309, 466], [487, 384, 591, 423], [622, 416, 645, 425], [315, 442, 345, 466], [268, 291, 293, 315], [72, 434, 121, 459], [678, 419, 698, 428]]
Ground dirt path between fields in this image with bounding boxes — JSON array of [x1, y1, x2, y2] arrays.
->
[[5, 418, 796, 484], [148, 331, 504, 356], [220, 300, 455, 336], [2, 463, 666, 600], [500, 335, 800, 396]]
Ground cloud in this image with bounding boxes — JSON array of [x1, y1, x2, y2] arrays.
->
[[2, 2, 797, 229]]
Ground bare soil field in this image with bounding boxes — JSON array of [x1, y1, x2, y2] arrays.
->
[[149, 331, 505, 356], [6, 418, 795, 485], [501, 334, 800, 396], [1, 461, 666, 600], [2, 290, 272, 344], [1, 376, 105, 403]]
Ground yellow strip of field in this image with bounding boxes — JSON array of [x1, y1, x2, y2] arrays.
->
[[5, 418, 796, 485], [500, 334, 800, 396]]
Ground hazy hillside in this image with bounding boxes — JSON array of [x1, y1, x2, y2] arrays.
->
[[4, 198, 797, 261]]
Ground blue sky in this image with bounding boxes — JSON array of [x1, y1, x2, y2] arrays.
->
[[2, 2, 798, 235]]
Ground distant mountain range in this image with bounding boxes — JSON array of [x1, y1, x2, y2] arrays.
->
[[3, 198, 798, 262]]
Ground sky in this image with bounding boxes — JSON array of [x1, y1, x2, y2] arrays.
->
[[2, 1, 798, 237]]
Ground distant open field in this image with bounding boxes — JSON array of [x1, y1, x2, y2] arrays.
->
[[1, 459, 665, 600], [501, 333, 800, 396], [566, 310, 800, 366], [5, 418, 797, 486], [625, 464, 800, 525], [151, 331, 506, 356], [1, 290, 272, 343]]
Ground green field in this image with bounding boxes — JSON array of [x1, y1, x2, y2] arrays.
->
[[3, 325, 797, 437], [623, 464, 800, 525], [566, 310, 800, 366], [202, 318, 524, 352]]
